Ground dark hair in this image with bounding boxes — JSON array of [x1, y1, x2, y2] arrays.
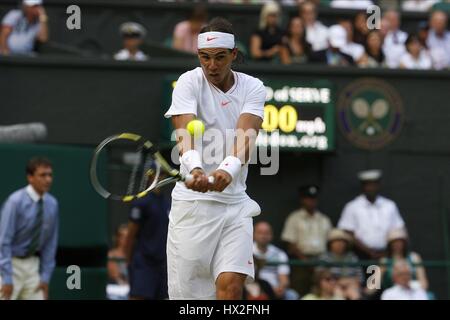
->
[[189, 4, 208, 22], [387, 238, 409, 258], [405, 33, 421, 46], [26, 157, 52, 176], [285, 16, 312, 57], [199, 17, 245, 64], [364, 30, 385, 63]]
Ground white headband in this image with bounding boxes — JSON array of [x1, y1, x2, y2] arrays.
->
[[198, 32, 235, 49]]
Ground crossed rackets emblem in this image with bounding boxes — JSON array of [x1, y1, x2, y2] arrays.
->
[[351, 98, 389, 136]]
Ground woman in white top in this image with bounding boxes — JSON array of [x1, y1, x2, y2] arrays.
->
[[399, 34, 433, 70]]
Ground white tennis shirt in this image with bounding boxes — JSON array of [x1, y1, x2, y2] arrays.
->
[[165, 67, 266, 203]]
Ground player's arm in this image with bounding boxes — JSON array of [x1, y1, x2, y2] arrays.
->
[[209, 113, 262, 192], [171, 114, 210, 193], [0, 25, 12, 55]]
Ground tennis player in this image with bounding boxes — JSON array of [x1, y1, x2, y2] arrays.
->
[[164, 17, 266, 300]]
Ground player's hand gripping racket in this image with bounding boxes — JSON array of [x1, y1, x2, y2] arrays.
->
[[90, 133, 213, 202]]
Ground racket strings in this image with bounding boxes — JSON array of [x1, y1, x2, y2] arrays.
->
[[126, 147, 144, 196]]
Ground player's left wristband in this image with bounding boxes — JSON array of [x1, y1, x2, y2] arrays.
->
[[217, 156, 242, 181]]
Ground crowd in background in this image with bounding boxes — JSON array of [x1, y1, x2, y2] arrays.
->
[[1, 0, 450, 70]]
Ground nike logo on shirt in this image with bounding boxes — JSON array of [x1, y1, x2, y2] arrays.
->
[[221, 101, 231, 107]]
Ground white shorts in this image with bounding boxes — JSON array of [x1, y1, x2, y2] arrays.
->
[[167, 198, 261, 300]]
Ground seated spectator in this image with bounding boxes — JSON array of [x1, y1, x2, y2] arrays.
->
[[114, 22, 148, 61], [330, 0, 374, 9], [0, 0, 49, 55], [381, 261, 429, 300], [427, 10, 450, 70], [172, 4, 208, 54], [359, 30, 386, 68], [302, 269, 343, 300], [382, 9, 408, 68], [107, 224, 129, 300], [399, 34, 433, 69], [339, 20, 367, 65], [281, 185, 332, 296], [402, 0, 440, 12], [318, 229, 363, 300], [250, 1, 284, 62], [380, 229, 429, 291], [298, 0, 328, 51], [353, 11, 369, 45], [417, 21, 430, 49], [253, 221, 299, 300], [309, 25, 355, 66], [243, 256, 277, 300], [280, 17, 311, 64]]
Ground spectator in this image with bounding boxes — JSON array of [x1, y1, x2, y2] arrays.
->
[[380, 229, 429, 292], [253, 221, 299, 300], [318, 229, 363, 300], [337, 170, 405, 260], [114, 22, 148, 61], [106, 224, 129, 300], [243, 256, 276, 300], [402, 0, 440, 12], [339, 20, 367, 65], [353, 11, 369, 45], [281, 185, 332, 296], [417, 21, 430, 49], [359, 30, 386, 68], [382, 9, 408, 68], [381, 261, 429, 300], [172, 4, 208, 54], [250, 1, 284, 62], [0, 0, 49, 55], [280, 17, 312, 64], [0, 157, 58, 300], [330, 0, 374, 9], [399, 34, 433, 70], [301, 269, 343, 300], [427, 10, 450, 69], [124, 187, 170, 300], [309, 24, 355, 66], [298, 1, 329, 51]]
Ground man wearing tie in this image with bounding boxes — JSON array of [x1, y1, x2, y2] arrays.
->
[[0, 157, 59, 300]]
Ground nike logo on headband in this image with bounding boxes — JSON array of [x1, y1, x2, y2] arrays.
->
[[206, 37, 218, 41]]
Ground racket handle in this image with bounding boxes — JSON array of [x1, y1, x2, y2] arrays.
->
[[185, 174, 215, 184]]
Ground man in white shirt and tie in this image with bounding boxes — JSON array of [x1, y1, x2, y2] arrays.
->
[[338, 170, 405, 260]]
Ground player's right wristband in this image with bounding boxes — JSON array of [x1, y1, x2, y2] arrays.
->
[[217, 156, 242, 181], [180, 149, 203, 173]]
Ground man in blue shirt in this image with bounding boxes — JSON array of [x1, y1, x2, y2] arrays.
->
[[125, 189, 170, 300], [0, 157, 59, 300]]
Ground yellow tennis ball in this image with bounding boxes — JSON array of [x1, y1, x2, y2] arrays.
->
[[186, 119, 205, 137]]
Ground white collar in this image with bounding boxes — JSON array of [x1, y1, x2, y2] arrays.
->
[[26, 184, 43, 202]]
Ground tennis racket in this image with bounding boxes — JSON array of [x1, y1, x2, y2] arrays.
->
[[90, 132, 212, 202]]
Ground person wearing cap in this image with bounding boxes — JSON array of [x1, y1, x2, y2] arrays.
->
[[318, 228, 363, 300], [164, 17, 265, 300], [380, 260, 428, 300], [114, 22, 148, 61], [380, 228, 429, 292], [281, 184, 332, 296], [0, 0, 49, 55], [338, 170, 405, 260], [250, 1, 284, 62], [309, 24, 354, 66]]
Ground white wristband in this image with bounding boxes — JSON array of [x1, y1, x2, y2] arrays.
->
[[181, 150, 203, 173], [217, 156, 242, 181]]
